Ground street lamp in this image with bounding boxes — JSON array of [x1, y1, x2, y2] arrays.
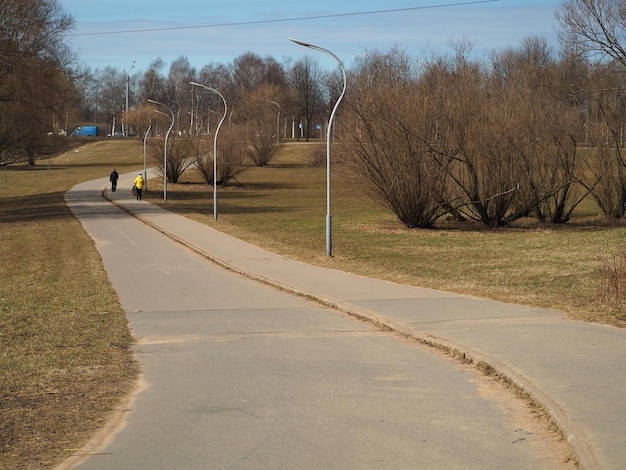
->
[[125, 60, 135, 136], [190, 82, 227, 220], [131, 107, 152, 191], [270, 100, 281, 143], [142, 120, 151, 191], [288, 38, 347, 257], [147, 99, 174, 201]]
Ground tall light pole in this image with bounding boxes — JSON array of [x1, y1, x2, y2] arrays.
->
[[141, 118, 152, 191], [270, 100, 281, 143], [125, 60, 135, 136], [190, 82, 227, 220], [131, 107, 152, 191], [288, 38, 347, 257], [147, 99, 174, 201]]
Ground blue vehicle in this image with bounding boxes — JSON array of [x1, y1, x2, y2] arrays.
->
[[71, 126, 100, 137]]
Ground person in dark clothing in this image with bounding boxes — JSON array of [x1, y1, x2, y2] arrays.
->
[[110, 169, 119, 192]]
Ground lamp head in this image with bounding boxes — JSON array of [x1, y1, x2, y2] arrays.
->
[[288, 37, 314, 48]]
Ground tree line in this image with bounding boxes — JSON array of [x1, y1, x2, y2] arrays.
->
[[3, 0, 626, 227], [340, 0, 626, 228]]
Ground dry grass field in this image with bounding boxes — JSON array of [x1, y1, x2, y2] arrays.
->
[[1, 138, 624, 468], [145, 142, 626, 328]]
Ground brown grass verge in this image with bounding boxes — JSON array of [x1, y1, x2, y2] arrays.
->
[[1, 140, 142, 469]]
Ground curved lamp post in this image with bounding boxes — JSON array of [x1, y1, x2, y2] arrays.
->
[[147, 99, 174, 201], [124, 60, 135, 136], [288, 38, 347, 257], [142, 120, 152, 191], [190, 82, 227, 220]]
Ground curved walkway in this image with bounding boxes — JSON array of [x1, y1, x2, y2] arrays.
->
[[79, 171, 626, 469]]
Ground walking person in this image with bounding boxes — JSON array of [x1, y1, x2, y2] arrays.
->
[[109, 169, 119, 192], [133, 173, 145, 201]]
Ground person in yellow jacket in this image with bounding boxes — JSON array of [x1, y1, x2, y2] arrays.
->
[[133, 173, 145, 201]]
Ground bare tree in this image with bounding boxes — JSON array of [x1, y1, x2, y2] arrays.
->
[[90, 67, 126, 135], [231, 52, 287, 90], [231, 52, 267, 90], [557, 0, 626, 67], [193, 63, 234, 135], [167, 56, 196, 134], [73, 66, 100, 125], [0, 0, 75, 164], [289, 56, 324, 141], [137, 58, 167, 105]]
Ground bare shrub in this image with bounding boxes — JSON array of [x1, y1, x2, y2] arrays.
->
[[578, 67, 626, 219], [235, 85, 281, 166], [306, 144, 326, 167], [194, 127, 248, 186], [598, 246, 626, 304], [192, 137, 213, 183], [558, 2, 626, 219], [429, 53, 527, 227], [581, 146, 626, 218], [246, 126, 279, 166], [342, 48, 451, 229], [430, 41, 588, 227], [148, 137, 196, 183], [490, 43, 588, 224]]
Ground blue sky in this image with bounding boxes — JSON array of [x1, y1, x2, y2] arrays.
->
[[59, 0, 565, 73]]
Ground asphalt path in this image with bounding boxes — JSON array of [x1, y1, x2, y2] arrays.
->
[[60, 176, 572, 469]]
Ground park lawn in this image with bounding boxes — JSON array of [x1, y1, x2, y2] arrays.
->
[[1, 138, 624, 468], [145, 141, 626, 328]]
